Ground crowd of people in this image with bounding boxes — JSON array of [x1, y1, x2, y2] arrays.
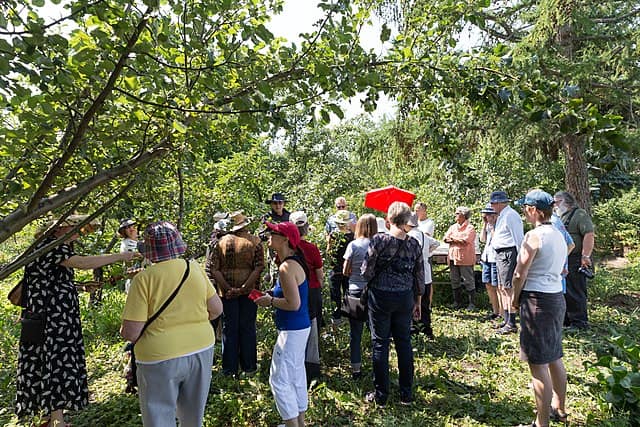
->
[[13, 188, 595, 427]]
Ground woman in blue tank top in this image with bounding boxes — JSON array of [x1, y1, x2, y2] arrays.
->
[[254, 221, 310, 427]]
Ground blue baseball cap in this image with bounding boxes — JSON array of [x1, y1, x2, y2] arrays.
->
[[516, 190, 555, 210]]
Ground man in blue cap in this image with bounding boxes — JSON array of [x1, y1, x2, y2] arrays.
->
[[489, 191, 524, 334]]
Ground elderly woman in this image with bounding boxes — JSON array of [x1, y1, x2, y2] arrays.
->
[[361, 202, 424, 406], [254, 221, 310, 427], [16, 215, 137, 427], [208, 212, 264, 377], [443, 206, 477, 310], [121, 221, 223, 427], [513, 190, 569, 427]]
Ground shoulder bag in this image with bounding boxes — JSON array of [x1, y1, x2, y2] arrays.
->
[[125, 259, 190, 394]]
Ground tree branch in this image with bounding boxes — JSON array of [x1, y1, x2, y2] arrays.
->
[[0, 179, 138, 281], [26, 9, 153, 213], [0, 141, 171, 245]]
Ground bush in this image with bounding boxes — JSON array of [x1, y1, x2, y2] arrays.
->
[[586, 336, 640, 426], [593, 188, 640, 255]]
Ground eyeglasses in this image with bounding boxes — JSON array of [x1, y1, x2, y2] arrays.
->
[[455, 212, 464, 215]]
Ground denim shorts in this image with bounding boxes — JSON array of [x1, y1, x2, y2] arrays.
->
[[481, 261, 498, 286]]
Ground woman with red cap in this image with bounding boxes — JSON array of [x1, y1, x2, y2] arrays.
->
[[254, 221, 310, 427]]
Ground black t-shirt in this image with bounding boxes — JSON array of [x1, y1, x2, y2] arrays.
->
[[329, 231, 354, 272], [266, 209, 290, 223]]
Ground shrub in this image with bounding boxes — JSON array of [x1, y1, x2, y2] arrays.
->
[[585, 336, 640, 425], [593, 188, 640, 255]]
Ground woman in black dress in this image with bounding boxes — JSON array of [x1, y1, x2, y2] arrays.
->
[[16, 215, 137, 427]]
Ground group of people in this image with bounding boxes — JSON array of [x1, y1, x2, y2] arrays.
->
[[14, 187, 595, 427]]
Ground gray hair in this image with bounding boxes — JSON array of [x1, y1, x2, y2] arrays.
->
[[554, 191, 577, 208], [387, 201, 412, 226], [455, 206, 472, 220]]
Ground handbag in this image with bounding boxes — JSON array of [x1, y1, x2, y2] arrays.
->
[[341, 293, 368, 321], [20, 311, 45, 344], [8, 277, 26, 307], [124, 259, 190, 394]]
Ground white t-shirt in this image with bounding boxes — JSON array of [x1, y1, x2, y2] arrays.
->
[[418, 218, 435, 237], [408, 229, 440, 284]]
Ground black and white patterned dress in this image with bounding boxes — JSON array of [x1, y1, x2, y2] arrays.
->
[[15, 237, 89, 418]]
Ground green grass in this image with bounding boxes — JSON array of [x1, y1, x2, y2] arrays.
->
[[1, 260, 638, 426]]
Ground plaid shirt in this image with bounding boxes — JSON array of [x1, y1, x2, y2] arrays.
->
[[208, 230, 264, 296]]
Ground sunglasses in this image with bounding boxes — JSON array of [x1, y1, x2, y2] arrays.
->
[[271, 201, 284, 205], [336, 205, 346, 209]]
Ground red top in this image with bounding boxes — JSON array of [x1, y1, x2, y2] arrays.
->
[[298, 239, 323, 289]]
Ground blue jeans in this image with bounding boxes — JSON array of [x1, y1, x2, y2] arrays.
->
[[348, 290, 365, 370], [222, 295, 257, 375], [368, 288, 414, 403]]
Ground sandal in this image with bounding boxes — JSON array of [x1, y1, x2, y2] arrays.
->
[[550, 406, 568, 423]]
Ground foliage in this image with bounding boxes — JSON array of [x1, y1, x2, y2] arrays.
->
[[586, 336, 640, 425], [592, 188, 640, 255], [373, 0, 640, 209], [0, 0, 384, 253], [2, 257, 640, 426]]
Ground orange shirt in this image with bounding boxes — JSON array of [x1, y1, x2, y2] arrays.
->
[[444, 221, 477, 266]]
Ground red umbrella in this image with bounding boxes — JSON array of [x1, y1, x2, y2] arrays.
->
[[364, 185, 416, 213]]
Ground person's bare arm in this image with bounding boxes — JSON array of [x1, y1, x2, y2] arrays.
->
[[62, 252, 136, 270], [120, 320, 145, 343], [207, 293, 223, 320], [581, 232, 595, 267], [512, 233, 539, 308]]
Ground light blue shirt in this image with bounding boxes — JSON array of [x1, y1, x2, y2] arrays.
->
[[344, 238, 370, 291], [491, 205, 524, 251]]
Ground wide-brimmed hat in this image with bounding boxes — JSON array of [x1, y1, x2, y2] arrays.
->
[[489, 191, 511, 204], [334, 210, 352, 225], [118, 218, 136, 232], [229, 211, 251, 232], [290, 211, 308, 226], [480, 203, 496, 214], [265, 221, 300, 249], [265, 192, 287, 204], [517, 189, 555, 210], [37, 214, 100, 237], [142, 221, 187, 263]]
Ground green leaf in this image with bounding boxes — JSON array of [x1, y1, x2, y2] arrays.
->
[[172, 120, 187, 134], [123, 76, 138, 91]]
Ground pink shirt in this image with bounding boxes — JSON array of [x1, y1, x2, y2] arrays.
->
[[444, 221, 477, 266]]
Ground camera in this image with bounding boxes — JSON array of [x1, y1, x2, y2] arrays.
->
[[578, 266, 595, 279]]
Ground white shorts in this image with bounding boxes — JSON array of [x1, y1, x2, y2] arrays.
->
[[269, 327, 311, 421]]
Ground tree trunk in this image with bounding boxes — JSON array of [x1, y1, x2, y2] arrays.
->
[[562, 134, 591, 212]]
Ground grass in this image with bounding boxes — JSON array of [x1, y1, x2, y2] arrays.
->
[[1, 259, 638, 426]]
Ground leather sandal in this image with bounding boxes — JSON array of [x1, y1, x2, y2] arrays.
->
[[550, 406, 568, 423]]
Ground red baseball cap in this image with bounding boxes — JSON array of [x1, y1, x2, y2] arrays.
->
[[265, 221, 300, 249]]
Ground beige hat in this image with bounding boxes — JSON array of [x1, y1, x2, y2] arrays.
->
[[229, 211, 251, 232]]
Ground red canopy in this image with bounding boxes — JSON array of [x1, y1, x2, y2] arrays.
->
[[364, 186, 416, 213]]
